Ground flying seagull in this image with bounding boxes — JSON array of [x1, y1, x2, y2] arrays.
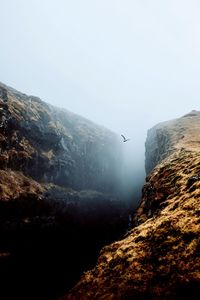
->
[[121, 134, 130, 142]]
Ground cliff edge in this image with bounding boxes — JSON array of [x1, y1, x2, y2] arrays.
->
[[0, 81, 121, 196], [0, 82, 127, 300], [64, 111, 200, 299]]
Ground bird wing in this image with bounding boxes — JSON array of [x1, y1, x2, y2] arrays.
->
[[121, 134, 126, 141]]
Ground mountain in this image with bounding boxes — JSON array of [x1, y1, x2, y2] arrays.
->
[[0, 82, 129, 300], [64, 111, 200, 300], [0, 81, 122, 196]]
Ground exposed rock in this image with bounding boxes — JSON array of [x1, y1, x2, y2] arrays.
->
[[64, 111, 200, 300], [0, 82, 128, 300], [0, 81, 122, 194], [0, 169, 43, 201], [145, 110, 200, 174]]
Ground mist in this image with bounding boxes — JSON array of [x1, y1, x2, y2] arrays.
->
[[1, 0, 200, 202]]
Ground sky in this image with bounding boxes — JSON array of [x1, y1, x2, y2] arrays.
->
[[1, 0, 200, 197]]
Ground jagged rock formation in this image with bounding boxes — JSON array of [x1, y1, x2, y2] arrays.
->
[[64, 111, 200, 300], [0, 82, 128, 300]]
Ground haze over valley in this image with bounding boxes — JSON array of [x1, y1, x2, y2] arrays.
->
[[1, 1, 200, 299], [2, 1, 200, 202]]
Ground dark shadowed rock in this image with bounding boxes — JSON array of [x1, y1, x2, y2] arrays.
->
[[63, 111, 200, 300], [0, 82, 129, 300], [0, 81, 122, 195]]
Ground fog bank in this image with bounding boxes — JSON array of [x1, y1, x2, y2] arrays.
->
[[1, 0, 200, 201]]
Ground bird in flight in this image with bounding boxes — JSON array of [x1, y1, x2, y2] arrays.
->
[[121, 134, 130, 142]]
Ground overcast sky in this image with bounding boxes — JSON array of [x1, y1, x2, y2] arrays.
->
[[1, 0, 200, 190]]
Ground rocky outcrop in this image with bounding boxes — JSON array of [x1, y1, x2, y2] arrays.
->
[[0, 81, 122, 196], [145, 110, 200, 174], [64, 111, 200, 300], [0, 82, 128, 300]]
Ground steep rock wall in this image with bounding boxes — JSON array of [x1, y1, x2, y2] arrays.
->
[[145, 110, 200, 173], [0, 82, 122, 195], [64, 111, 200, 300], [0, 82, 128, 300]]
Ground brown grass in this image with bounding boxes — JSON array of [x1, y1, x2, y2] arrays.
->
[[0, 170, 43, 201]]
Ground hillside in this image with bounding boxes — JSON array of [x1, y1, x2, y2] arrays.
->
[[64, 111, 200, 299], [0, 81, 122, 194], [0, 82, 128, 300]]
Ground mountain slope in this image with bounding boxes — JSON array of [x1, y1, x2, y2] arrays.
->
[[64, 111, 200, 300], [0, 81, 121, 194], [0, 82, 128, 300]]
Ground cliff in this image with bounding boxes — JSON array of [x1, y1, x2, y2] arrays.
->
[[0, 82, 128, 300], [0, 81, 121, 196], [64, 111, 200, 299]]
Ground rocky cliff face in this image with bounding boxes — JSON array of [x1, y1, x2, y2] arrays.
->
[[0, 82, 121, 195], [64, 111, 200, 300], [0, 82, 129, 300]]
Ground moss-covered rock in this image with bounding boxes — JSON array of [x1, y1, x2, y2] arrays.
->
[[64, 112, 200, 300]]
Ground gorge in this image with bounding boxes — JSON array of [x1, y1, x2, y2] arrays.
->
[[0, 82, 200, 300], [0, 82, 132, 300], [64, 111, 200, 299]]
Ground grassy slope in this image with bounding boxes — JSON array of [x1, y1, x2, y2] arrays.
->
[[64, 112, 200, 300]]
